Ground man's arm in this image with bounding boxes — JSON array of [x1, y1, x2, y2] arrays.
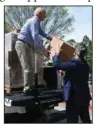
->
[[39, 25, 52, 41], [52, 55, 76, 71], [30, 20, 45, 51]]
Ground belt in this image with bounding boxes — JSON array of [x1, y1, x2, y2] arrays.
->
[[18, 39, 31, 48]]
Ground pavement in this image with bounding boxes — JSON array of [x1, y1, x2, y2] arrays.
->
[[4, 100, 92, 123], [54, 86, 93, 123], [54, 99, 92, 123]]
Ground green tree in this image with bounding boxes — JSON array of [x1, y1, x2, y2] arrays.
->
[[86, 39, 92, 69], [80, 35, 92, 69], [4, 21, 13, 33], [81, 35, 91, 47], [67, 39, 76, 47], [5, 6, 74, 39]]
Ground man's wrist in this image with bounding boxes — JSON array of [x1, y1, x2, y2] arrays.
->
[[46, 35, 52, 41], [48, 36, 52, 41]]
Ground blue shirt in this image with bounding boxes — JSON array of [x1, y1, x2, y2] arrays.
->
[[52, 55, 91, 104], [18, 16, 51, 51]]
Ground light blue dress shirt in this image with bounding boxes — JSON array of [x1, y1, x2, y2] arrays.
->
[[18, 16, 51, 51]]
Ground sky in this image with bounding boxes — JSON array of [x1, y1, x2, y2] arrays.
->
[[64, 7, 92, 43]]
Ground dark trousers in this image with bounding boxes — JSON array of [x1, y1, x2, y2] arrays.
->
[[66, 98, 91, 123]]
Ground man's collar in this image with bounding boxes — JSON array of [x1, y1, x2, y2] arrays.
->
[[34, 15, 40, 22]]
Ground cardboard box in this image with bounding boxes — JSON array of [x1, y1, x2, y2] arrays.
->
[[50, 37, 75, 61]]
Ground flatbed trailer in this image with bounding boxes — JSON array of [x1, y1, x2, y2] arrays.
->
[[4, 89, 66, 123]]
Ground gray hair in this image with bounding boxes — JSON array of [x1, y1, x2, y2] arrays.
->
[[34, 7, 46, 16]]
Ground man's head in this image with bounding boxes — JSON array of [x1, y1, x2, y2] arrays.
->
[[75, 44, 87, 59], [34, 7, 46, 21]]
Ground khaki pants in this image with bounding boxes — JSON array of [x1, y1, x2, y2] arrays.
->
[[15, 40, 34, 91]]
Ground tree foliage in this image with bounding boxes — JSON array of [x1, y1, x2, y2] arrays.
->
[[5, 6, 74, 38], [4, 21, 13, 33], [67, 39, 76, 47], [67, 35, 92, 69], [81, 35, 92, 69]]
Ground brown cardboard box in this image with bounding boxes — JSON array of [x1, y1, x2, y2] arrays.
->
[[50, 37, 75, 61]]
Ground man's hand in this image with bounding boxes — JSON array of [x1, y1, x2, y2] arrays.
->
[[51, 35, 58, 39], [43, 49, 50, 57], [49, 35, 56, 41]]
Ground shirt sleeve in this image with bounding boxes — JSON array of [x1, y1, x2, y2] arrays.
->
[[52, 55, 76, 71], [39, 25, 52, 41], [30, 20, 45, 51]]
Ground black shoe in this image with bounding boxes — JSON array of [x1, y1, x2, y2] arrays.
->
[[23, 88, 33, 94], [23, 88, 37, 95]]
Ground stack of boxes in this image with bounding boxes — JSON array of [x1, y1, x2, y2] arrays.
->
[[5, 32, 23, 92], [4, 31, 45, 93]]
